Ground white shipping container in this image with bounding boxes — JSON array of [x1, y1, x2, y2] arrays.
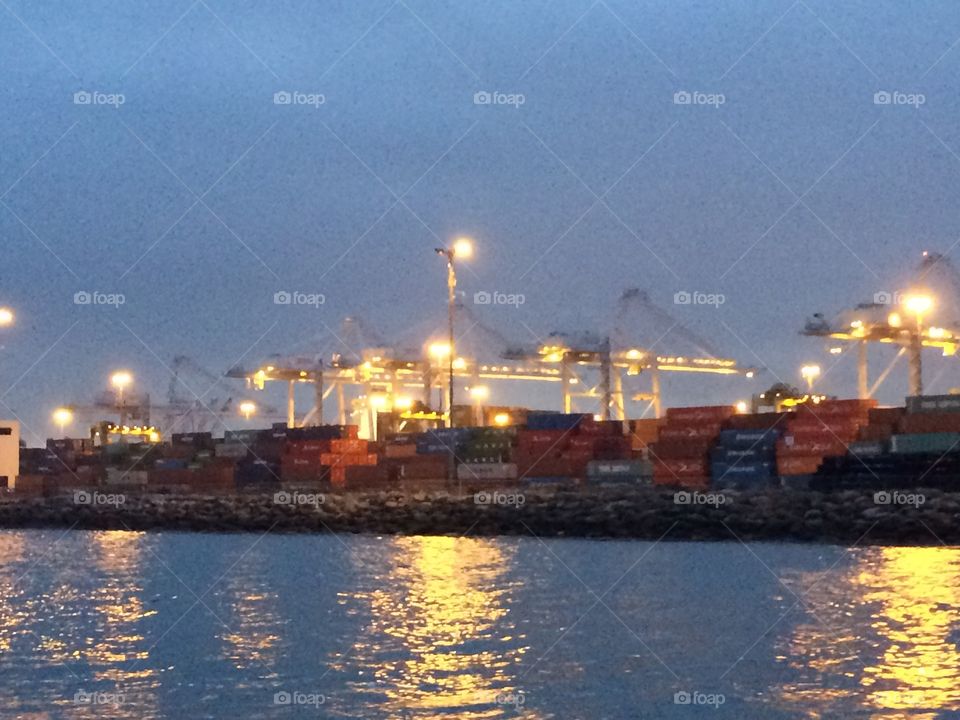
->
[[215, 443, 249, 458]]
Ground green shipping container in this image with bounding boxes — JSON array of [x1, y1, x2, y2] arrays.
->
[[586, 459, 653, 481], [890, 433, 960, 454]]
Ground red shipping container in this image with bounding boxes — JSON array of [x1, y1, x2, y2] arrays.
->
[[330, 467, 347, 485], [666, 406, 735, 423], [653, 475, 710, 490], [579, 419, 623, 436], [630, 418, 661, 444], [777, 455, 822, 476], [400, 456, 448, 480], [897, 413, 960, 434], [384, 443, 418, 459], [868, 407, 905, 425], [859, 424, 894, 442], [568, 436, 595, 451], [286, 440, 331, 456], [777, 436, 848, 457], [517, 455, 572, 478], [648, 439, 713, 460], [331, 438, 370, 454], [659, 423, 723, 441], [787, 417, 862, 441]]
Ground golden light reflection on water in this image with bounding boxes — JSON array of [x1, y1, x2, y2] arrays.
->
[[778, 546, 960, 719], [0, 533, 27, 654], [344, 536, 537, 719], [219, 561, 282, 671]]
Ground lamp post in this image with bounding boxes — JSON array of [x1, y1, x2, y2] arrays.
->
[[434, 238, 472, 428], [111, 371, 132, 428], [904, 294, 933, 396], [470, 385, 489, 426], [434, 237, 472, 487]]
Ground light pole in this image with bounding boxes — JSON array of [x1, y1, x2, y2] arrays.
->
[[111, 371, 132, 428], [434, 237, 472, 428], [470, 385, 488, 426], [904, 294, 933, 396], [52, 407, 73, 437], [800, 364, 821, 393]]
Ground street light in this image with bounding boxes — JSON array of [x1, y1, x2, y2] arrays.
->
[[469, 385, 489, 426], [52, 407, 73, 437], [239, 401, 257, 420], [111, 371, 133, 427], [0, 307, 14, 327], [800, 364, 821, 392], [433, 237, 473, 428], [903, 293, 934, 396]]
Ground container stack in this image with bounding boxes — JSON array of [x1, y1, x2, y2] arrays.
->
[[776, 399, 875, 479], [456, 427, 518, 484], [650, 406, 733, 489], [280, 439, 332, 485], [628, 418, 661, 456], [321, 438, 378, 486], [711, 428, 781, 490]]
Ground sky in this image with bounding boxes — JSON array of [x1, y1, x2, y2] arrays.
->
[[4, 0, 960, 443]]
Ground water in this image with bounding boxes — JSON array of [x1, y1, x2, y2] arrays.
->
[[1, 531, 959, 719]]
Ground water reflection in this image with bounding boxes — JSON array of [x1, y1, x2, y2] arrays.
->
[[0, 533, 27, 654], [219, 557, 282, 673], [778, 547, 960, 718], [345, 536, 536, 718]]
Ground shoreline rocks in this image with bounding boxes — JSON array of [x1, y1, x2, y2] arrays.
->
[[0, 486, 958, 545]]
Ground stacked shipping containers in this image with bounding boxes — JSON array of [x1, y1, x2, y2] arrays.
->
[[650, 406, 733, 489], [775, 399, 875, 477]]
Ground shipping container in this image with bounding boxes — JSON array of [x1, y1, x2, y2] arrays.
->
[[585, 459, 653, 482], [665, 405, 735, 423], [890, 433, 960, 455], [457, 463, 518, 481], [906, 394, 960, 414], [526, 412, 590, 431], [897, 413, 960, 435]]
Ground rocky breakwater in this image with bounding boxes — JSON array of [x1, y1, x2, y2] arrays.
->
[[0, 486, 958, 544]]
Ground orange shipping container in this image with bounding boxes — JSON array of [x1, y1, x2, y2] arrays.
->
[[665, 406, 735, 423], [384, 443, 418, 459], [777, 437, 849, 457], [331, 438, 369, 454], [659, 423, 723, 441], [777, 455, 822, 476]]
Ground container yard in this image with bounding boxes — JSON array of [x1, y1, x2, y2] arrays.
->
[[8, 392, 960, 501]]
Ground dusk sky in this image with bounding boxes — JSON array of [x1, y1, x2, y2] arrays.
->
[[4, 0, 960, 442]]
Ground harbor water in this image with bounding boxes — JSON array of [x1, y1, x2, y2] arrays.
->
[[0, 530, 958, 718]]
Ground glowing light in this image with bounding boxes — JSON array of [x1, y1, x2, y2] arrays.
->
[[493, 413, 511, 426], [929, 326, 947, 339], [626, 349, 643, 360], [110, 371, 132, 389], [735, 401, 749, 414], [904, 294, 933, 317], [829, 347, 843, 355], [452, 357, 467, 371], [429, 342, 451, 358], [888, 312, 902, 328], [801, 365, 821, 381], [452, 237, 473, 259], [239, 401, 257, 420], [469, 386, 489, 401], [52, 407, 73, 434], [394, 396, 413, 410], [0, 307, 13, 327]]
